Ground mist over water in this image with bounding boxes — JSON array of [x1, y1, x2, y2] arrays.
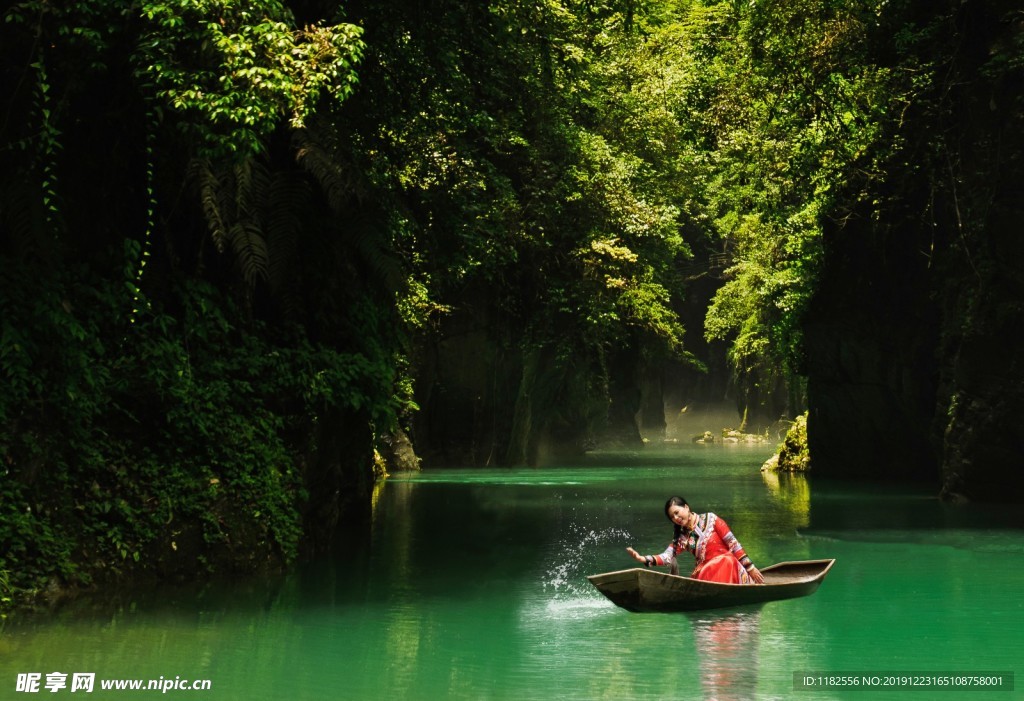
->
[[660, 402, 788, 442]]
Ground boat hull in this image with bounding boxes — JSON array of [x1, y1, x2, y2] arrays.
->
[[587, 559, 835, 613]]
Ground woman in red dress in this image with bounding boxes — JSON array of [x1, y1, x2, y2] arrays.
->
[[626, 496, 765, 584]]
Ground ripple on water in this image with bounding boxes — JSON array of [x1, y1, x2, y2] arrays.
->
[[541, 597, 617, 621]]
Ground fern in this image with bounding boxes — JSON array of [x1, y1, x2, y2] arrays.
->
[[294, 121, 407, 297], [192, 156, 315, 304], [228, 221, 269, 287], [293, 121, 361, 212], [265, 172, 310, 317], [192, 123, 408, 313], [194, 159, 229, 253], [193, 157, 271, 288], [345, 211, 408, 297], [233, 158, 272, 226]]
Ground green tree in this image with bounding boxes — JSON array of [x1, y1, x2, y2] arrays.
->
[[0, 0, 389, 604], [691, 0, 896, 419]]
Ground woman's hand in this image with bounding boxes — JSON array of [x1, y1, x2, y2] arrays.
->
[[748, 565, 765, 584], [625, 547, 646, 563]]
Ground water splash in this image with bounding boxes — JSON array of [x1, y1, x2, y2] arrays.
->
[[542, 524, 633, 600], [540, 596, 614, 621]]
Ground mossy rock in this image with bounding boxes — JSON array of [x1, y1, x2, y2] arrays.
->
[[761, 413, 811, 472]]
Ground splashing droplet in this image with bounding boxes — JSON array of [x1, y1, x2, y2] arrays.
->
[[543, 524, 633, 600]]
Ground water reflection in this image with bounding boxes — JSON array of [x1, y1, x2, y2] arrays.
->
[[760, 471, 810, 530], [7, 454, 1023, 701], [688, 608, 762, 701]]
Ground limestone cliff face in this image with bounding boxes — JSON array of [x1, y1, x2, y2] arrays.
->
[[804, 0, 1024, 500], [934, 212, 1024, 500]]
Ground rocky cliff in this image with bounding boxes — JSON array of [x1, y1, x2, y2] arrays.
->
[[804, 0, 1024, 500]]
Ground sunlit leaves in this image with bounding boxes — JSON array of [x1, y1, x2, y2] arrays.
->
[[137, 0, 364, 157], [697, 0, 900, 391]]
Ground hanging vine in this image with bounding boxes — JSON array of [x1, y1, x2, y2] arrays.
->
[[126, 105, 159, 327], [32, 55, 61, 237]]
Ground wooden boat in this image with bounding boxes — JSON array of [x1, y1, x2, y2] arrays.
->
[[587, 558, 835, 613]]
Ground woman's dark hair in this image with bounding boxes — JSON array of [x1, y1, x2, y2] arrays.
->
[[665, 495, 689, 540]]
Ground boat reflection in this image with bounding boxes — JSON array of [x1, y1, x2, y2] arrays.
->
[[688, 608, 762, 701]]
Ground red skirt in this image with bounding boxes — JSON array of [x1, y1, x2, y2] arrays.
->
[[693, 553, 751, 584]]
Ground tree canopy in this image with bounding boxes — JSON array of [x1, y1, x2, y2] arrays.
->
[[2, 0, 1021, 605]]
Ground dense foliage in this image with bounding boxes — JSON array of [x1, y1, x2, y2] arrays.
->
[[1, 0, 389, 604], [3, 0, 1020, 605]]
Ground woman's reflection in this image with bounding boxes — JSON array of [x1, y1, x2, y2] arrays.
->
[[688, 608, 762, 701]]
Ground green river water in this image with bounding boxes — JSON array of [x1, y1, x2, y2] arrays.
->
[[3, 444, 1023, 700]]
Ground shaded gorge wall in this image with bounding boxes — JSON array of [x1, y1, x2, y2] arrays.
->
[[804, 0, 1024, 501]]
